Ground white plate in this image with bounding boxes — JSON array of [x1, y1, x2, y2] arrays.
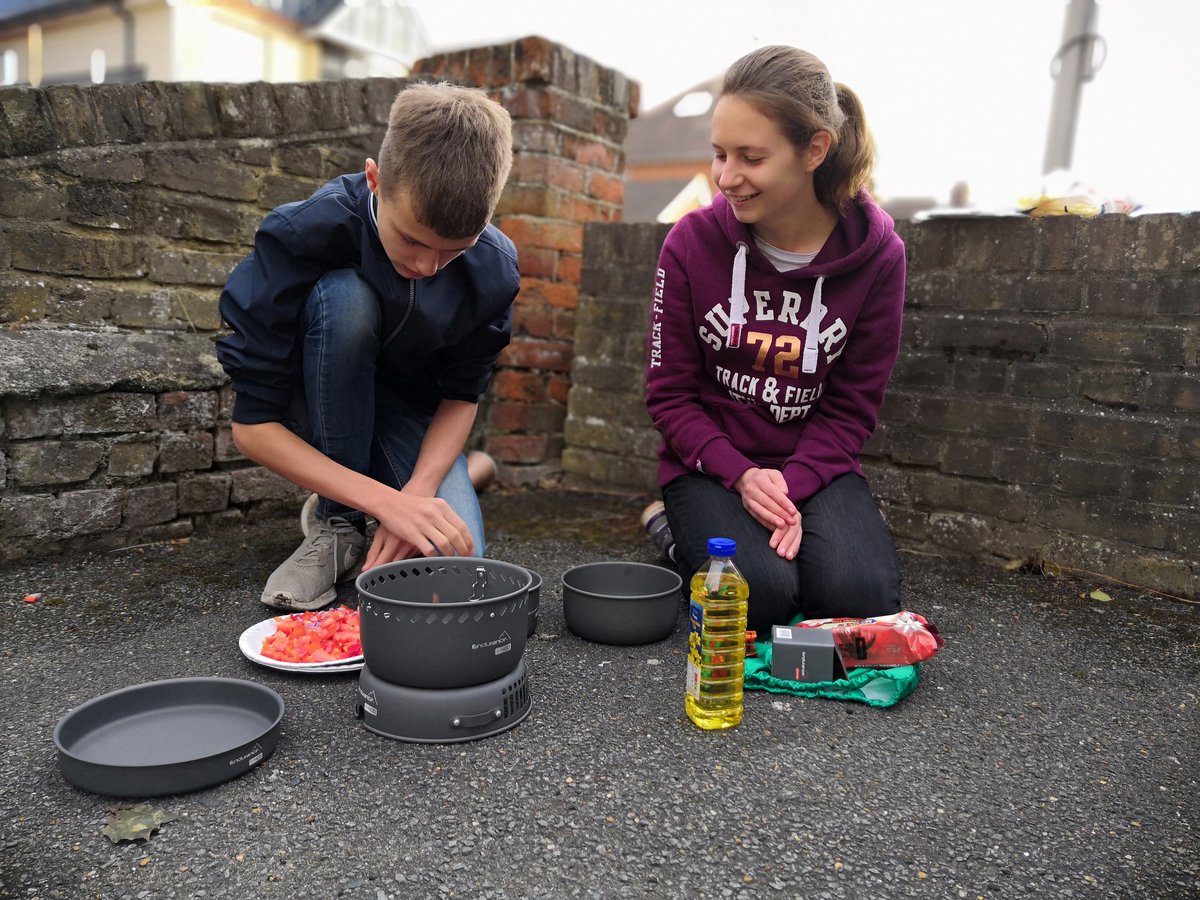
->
[[238, 615, 364, 674]]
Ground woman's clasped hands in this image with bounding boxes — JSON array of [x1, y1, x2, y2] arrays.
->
[[735, 467, 802, 560]]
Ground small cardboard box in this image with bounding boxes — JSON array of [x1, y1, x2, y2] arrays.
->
[[771, 625, 847, 683]]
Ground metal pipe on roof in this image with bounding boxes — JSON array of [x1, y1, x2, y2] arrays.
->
[[1043, 0, 1105, 175], [107, 0, 134, 73]]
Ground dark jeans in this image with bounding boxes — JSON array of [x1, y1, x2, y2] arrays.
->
[[663, 473, 902, 634], [284, 269, 485, 551]]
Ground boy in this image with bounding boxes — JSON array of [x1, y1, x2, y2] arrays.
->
[[217, 82, 518, 611]]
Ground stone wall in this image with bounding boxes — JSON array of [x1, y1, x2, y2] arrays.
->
[[0, 37, 636, 562], [563, 215, 1200, 599]]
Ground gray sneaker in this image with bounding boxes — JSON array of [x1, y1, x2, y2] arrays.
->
[[261, 516, 365, 612], [300, 492, 319, 537]]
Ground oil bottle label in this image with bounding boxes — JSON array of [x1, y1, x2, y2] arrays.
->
[[686, 599, 703, 700]]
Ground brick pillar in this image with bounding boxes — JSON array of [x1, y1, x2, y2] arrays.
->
[[413, 36, 639, 485]]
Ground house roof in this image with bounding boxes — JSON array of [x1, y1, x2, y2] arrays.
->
[[0, 0, 98, 31], [621, 176, 694, 224], [625, 75, 722, 166], [0, 0, 343, 32]]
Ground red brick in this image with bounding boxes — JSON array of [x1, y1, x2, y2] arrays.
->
[[554, 95, 595, 132], [496, 217, 537, 249], [447, 51, 470, 84], [410, 54, 443, 77], [421, 50, 469, 84], [498, 218, 583, 254], [546, 159, 586, 194], [499, 337, 574, 372], [548, 374, 571, 404], [485, 45, 514, 87], [505, 87, 555, 119], [561, 195, 610, 223], [510, 154, 549, 183], [587, 171, 624, 204], [489, 433, 548, 464], [565, 136, 618, 171], [487, 402, 524, 432], [493, 370, 549, 403], [592, 106, 628, 144], [466, 45, 499, 88], [513, 36, 555, 84], [512, 119, 564, 155], [551, 309, 576, 339], [488, 401, 566, 434], [495, 184, 559, 218], [557, 254, 581, 285], [517, 246, 557, 278], [513, 306, 553, 338], [518, 277, 578, 309]]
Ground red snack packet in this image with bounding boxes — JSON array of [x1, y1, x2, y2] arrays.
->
[[745, 630, 758, 658], [796, 611, 942, 669]]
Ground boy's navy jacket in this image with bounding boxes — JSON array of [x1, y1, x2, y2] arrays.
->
[[217, 172, 520, 425]]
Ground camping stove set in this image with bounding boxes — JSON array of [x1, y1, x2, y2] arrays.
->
[[353, 558, 538, 743]]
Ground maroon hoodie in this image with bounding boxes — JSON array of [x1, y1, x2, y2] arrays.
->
[[645, 190, 905, 502]]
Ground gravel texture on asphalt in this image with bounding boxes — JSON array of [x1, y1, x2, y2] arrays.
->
[[1, 486, 1196, 900]]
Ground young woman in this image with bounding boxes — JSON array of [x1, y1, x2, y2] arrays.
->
[[644, 45, 905, 634]]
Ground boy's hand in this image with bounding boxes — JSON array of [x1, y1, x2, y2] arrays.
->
[[363, 493, 474, 570]]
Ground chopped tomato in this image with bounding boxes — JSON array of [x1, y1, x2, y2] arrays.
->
[[260, 606, 361, 663]]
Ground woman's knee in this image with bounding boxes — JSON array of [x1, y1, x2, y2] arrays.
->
[[802, 562, 901, 620], [737, 554, 802, 634]]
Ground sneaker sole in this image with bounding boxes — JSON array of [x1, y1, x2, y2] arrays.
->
[[260, 584, 338, 613]]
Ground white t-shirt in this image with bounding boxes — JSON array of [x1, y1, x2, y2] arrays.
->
[[754, 235, 818, 272]]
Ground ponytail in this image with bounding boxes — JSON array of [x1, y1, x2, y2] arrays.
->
[[813, 83, 875, 212]]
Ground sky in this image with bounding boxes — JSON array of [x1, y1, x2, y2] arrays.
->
[[406, 0, 1200, 212]]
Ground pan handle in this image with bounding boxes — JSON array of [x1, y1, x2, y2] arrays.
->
[[451, 707, 503, 729]]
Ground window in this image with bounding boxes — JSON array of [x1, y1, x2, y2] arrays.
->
[[673, 91, 713, 118], [90, 48, 106, 84], [2, 49, 17, 85]]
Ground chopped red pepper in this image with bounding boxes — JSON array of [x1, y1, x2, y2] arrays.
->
[[261, 606, 361, 662]]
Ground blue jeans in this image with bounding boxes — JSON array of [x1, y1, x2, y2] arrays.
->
[[663, 473, 901, 634], [286, 269, 485, 554]]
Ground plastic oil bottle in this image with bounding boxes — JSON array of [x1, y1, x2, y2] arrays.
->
[[685, 537, 749, 730]]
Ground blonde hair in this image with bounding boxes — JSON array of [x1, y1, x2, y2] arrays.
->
[[377, 82, 513, 239], [722, 46, 874, 212]]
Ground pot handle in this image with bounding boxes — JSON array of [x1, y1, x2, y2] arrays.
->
[[451, 707, 503, 729], [469, 566, 488, 601]]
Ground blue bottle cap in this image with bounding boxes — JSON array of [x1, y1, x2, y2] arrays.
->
[[707, 537, 736, 556]]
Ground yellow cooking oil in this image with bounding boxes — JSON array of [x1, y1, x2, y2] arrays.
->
[[685, 537, 749, 730]]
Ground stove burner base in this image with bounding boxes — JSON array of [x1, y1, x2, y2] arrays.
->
[[355, 660, 531, 743]]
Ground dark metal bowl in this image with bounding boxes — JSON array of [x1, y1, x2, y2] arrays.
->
[[54, 677, 284, 797], [560, 561, 683, 645], [357, 558, 530, 689]]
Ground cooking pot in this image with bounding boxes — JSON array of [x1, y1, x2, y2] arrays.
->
[[523, 569, 542, 637], [561, 561, 683, 645], [356, 558, 531, 689]]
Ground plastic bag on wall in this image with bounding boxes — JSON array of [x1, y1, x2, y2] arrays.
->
[[1020, 170, 1139, 217]]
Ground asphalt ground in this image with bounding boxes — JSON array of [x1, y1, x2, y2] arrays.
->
[[0, 486, 1196, 900]]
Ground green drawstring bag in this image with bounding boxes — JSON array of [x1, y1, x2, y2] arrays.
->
[[744, 639, 922, 708]]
